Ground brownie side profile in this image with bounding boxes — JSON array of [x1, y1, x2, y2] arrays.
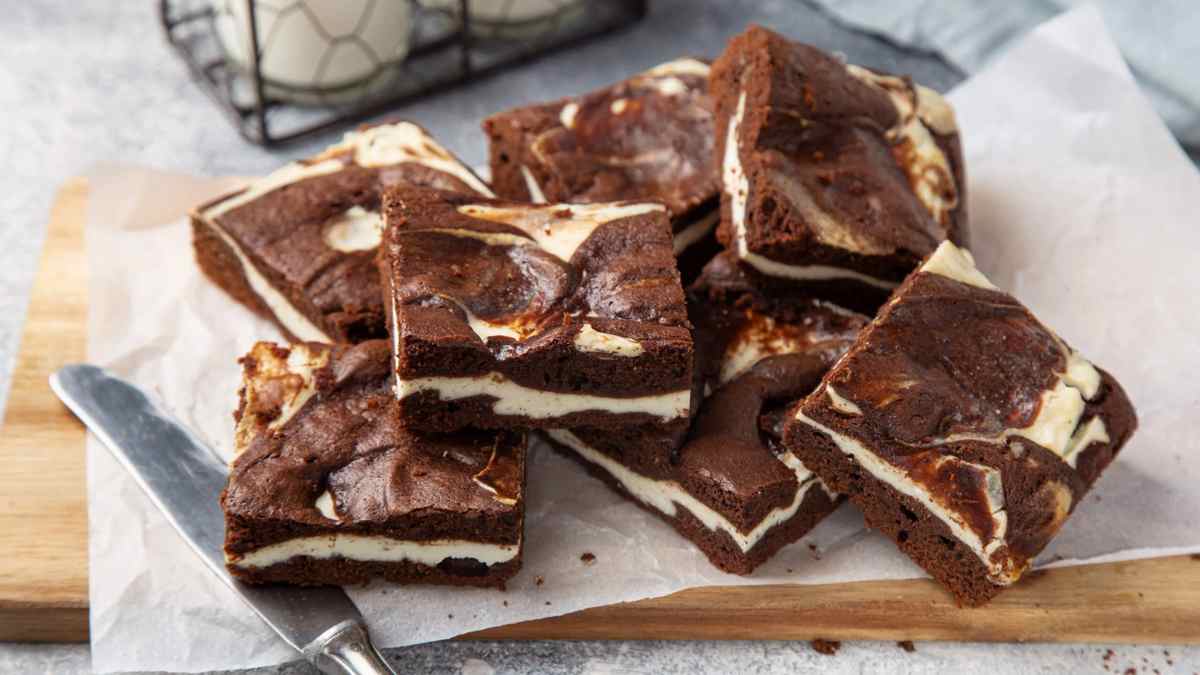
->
[[380, 187, 694, 433], [710, 25, 967, 312], [222, 340, 526, 588], [783, 241, 1137, 606], [548, 421, 838, 576], [483, 58, 720, 280], [192, 120, 492, 343]]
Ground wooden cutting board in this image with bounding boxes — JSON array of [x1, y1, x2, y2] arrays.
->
[[1, 179, 1198, 644]]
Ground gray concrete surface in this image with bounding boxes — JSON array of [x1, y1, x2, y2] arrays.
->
[[1, 0, 1197, 673], [2, 639, 1197, 674]]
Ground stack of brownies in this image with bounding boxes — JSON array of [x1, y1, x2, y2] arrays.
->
[[197, 25, 1136, 605]]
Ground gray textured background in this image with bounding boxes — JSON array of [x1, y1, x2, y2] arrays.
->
[[1, 0, 1196, 673]]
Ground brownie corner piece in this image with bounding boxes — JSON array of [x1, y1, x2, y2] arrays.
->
[[191, 120, 490, 343], [222, 339, 527, 588], [710, 25, 967, 310], [783, 241, 1137, 605], [381, 188, 694, 433]]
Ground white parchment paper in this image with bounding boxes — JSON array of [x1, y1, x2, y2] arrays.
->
[[85, 7, 1200, 672]]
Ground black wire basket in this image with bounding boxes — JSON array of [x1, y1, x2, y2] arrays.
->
[[160, 0, 647, 146]]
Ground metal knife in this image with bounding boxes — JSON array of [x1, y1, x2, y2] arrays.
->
[[50, 364, 397, 675]]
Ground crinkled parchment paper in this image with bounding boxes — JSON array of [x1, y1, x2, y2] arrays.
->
[[85, 8, 1200, 672]]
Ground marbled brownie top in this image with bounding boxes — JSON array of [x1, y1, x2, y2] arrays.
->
[[712, 25, 967, 286], [195, 121, 491, 342], [484, 58, 718, 229], [789, 241, 1137, 585], [381, 187, 693, 400]]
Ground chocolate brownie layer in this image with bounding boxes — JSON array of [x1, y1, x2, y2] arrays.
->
[[229, 556, 524, 589], [381, 187, 693, 433], [483, 58, 720, 280], [223, 340, 526, 588], [784, 241, 1137, 606], [710, 26, 967, 311], [192, 121, 491, 343]]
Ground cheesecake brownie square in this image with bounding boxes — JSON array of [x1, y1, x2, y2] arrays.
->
[[381, 187, 694, 433], [192, 121, 491, 343], [483, 58, 720, 280], [223, 340, 526, 588], [711, 25, 968, 311], [784, 241, 1138, 605], [544, 255, 866, 575]]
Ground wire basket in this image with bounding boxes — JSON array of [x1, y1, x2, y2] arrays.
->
[[160, 0, 647, 146]]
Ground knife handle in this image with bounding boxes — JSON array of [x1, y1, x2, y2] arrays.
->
[[305, 620, 398, 675]]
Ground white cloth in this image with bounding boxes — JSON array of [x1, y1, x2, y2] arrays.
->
[[811, 0, 1200, 157]]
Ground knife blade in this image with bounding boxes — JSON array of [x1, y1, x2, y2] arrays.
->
[[50, 364, 397, 675]]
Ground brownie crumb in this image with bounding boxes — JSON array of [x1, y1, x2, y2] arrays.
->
[[1190, 553, 1200, 561], [1104, 649, 1115, 662], [897, 640, 916, 653], [502, 600, 508, 607], [580, 552, 596, 565], [807, 543, 821, 560], [448, 614, 453, 619], [535, 576, 544, 587], [1123, 668, 1136, 675], [811, 639, 840, 656], [545, 601, 551, 606]]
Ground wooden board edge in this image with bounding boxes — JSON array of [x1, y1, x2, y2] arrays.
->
[[5, 554, 1199, 644], [0, 606, 89, 643], [0, 177, 90, 638], [463, 554, 1200, 645]]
